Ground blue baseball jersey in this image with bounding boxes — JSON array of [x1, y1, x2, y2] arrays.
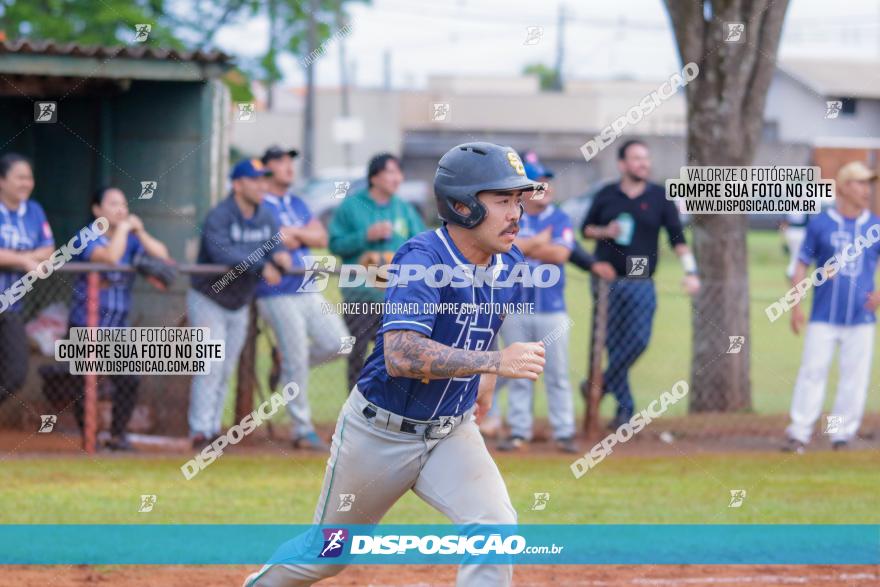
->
[[256, 193, 313, 298], [0, 199, 54, 312], [798, 208, 880, 326], [69, 232, 144, 327], [515, 204, 574, 313], [357, 226, 525, 420]]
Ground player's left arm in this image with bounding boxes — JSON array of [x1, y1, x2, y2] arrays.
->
[[284, 218, 327, 249], [19, 205, 55, 265], [527, 214, 575, 264], [384, 330, 501, 380], [22, 245, 54, 263], [384, 330, 545, 381], [128, 215, 170, 260]]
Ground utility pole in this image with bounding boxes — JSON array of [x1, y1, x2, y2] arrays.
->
[[383, 49, 392, 91], [553, 3, 566, 91], [338, 7, 352, 170], [266, 0, 278, 110]]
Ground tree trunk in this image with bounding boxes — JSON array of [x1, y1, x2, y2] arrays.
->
[[664, 0, 790, 412]]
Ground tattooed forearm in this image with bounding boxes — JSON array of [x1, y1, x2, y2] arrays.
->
[[384, 330, 501, 380]]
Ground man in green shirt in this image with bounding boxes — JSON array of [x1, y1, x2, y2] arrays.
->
[[329, 153, 426, 390]]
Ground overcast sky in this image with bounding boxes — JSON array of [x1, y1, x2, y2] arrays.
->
[[210, 0, 880, 88]]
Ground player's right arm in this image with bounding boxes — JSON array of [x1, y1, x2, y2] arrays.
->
[[789, 218, 820, 335], [384, 330, 545, 380], [581, 192, 621, 240], [789, 261, 809, 335]]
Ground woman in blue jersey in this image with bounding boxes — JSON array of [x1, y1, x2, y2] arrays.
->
[[65, 186, 169, 450], [0, 153, 54, 405]]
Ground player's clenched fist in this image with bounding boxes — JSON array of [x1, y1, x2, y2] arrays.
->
[[498, 341, 545, 380]]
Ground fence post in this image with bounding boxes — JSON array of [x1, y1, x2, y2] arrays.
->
[[234, 301, 257, 423], [83, 271, 99, 454], [583, 278, 609, 440]]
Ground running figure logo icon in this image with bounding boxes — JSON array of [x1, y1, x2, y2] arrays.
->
[[298, 256, 337, 293], [140, 181, 157, 200], [138, 494, 157, 513], [726, 336, 745, 354], [724, 22, 745, 43], [728, 489, 746, 508], [318, 528, 348, 558], [824, 415, 844, 435], [35, 102, 57, 123], [237, 103, 256, 122], [337, 493, 356, 512], [626, 256, 649, 278], [431, 103, 450, 122], [134, 24, 152, 42], [332, 182, 350, 199], [38, 415, 57, 433], [338, 336, 356, 355], [825, 101, 843, 119], [530, 492, 550, 511], [524, 26, 544, 45]]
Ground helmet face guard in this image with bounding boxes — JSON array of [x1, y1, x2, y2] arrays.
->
[[434, 143, 541, 228]]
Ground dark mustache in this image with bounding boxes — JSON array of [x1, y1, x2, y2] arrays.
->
[[500, 223, 519, 235]]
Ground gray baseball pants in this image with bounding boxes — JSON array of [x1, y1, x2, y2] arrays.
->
[[245, 386, 517, 586]]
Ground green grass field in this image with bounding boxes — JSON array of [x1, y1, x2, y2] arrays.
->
[[1, 450, 877, 524]]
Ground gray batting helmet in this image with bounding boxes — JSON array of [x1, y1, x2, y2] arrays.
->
[[434, 142, 541, 228]]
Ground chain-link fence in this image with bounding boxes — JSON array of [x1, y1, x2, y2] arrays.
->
[[0, 264, 210, 452], [3, 243, 879, 456]]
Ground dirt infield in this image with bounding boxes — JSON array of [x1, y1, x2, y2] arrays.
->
[[5, 564, 878, 586], [3, 412, 879, 458]]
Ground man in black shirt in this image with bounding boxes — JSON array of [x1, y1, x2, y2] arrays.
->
[[581, 140, 700, 427]]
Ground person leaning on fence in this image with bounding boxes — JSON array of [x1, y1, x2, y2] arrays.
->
[[187, 158, 292, 450], [784, 161, 880, 454], [492, 152, 616, 454], [328, 153, 426, 392], [581, 140, 700, 429], [43, 186, 171, 451], [0, 153, 54, 405], [255, 146, 349, 452]]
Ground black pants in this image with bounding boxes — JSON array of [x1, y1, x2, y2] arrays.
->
[[0, 312, 29, 405], [40, 366, 139, 438], [342, 306, 383, 392]]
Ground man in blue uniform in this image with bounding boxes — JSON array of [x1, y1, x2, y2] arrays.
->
[[0, 153, 54, 404], [256, 146, 349, 451], [245, 142, 547, 587], [785, 160, 880, 452], [496, 152, 614, 453]]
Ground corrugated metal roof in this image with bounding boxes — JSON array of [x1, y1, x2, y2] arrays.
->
[[779, 59, 880, 100], [0, 39, 229, 64]]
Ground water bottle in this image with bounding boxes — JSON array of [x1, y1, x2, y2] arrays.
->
[[615, 213, 635, 246]]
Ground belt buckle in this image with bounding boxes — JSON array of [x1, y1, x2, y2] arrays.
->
[[426, 416, 455, 439]]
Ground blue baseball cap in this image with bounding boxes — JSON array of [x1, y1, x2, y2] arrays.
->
[[230, 158, 272, 180], [521, 151, 554, 180]]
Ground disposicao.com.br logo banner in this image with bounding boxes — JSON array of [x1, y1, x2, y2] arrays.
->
[[3, 525, 875, 565]]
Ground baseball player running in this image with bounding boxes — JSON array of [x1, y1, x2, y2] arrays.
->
[[244, 142, 546, 587], [784, 161, 879, 452]]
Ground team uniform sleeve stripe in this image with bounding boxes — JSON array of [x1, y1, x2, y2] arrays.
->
[[382, 320, 433, 333]]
